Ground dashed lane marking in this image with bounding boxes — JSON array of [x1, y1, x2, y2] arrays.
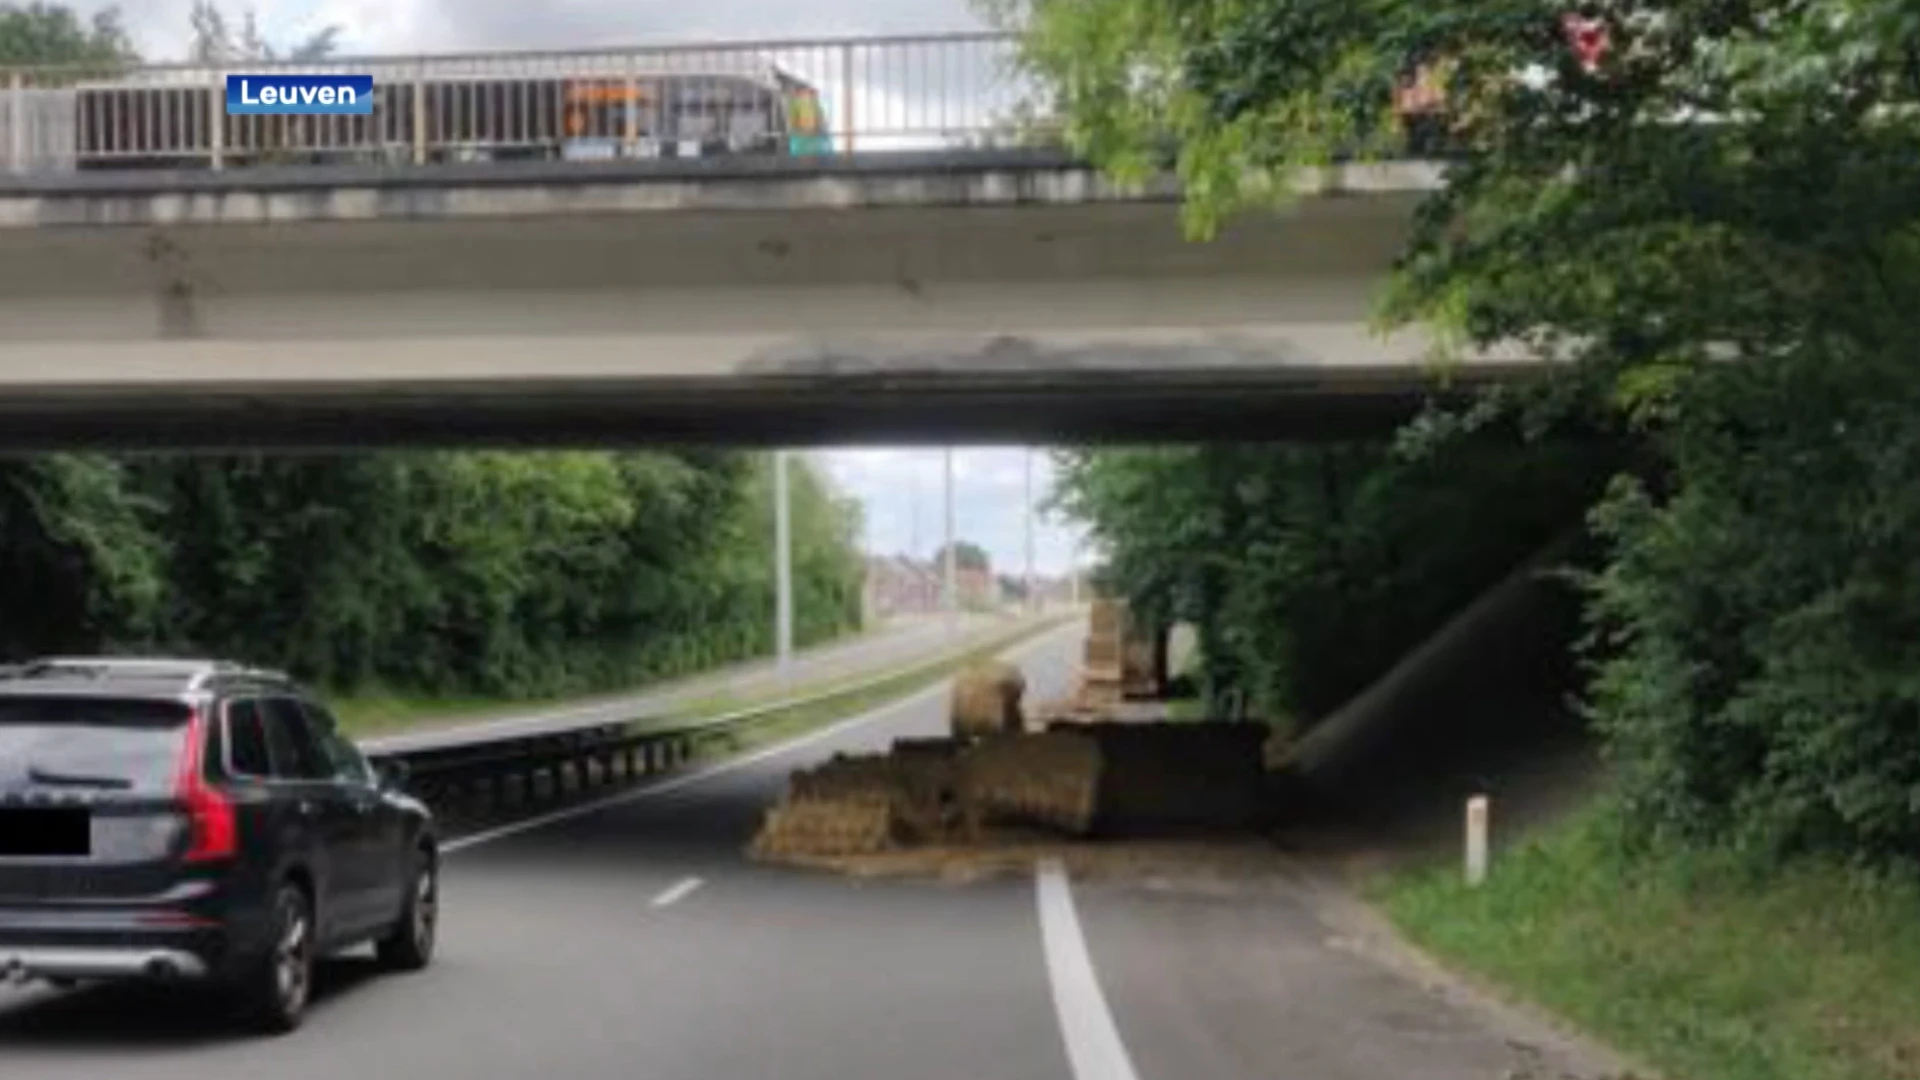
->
[[1037, 858, 1144, 1080]]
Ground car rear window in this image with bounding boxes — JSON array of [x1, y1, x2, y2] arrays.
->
[[225, 700, 273, 777], [0, 697, 193, 795]]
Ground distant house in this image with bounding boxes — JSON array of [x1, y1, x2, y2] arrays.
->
[[1021, 573, 1080, 608], [956, 564, 995, 610], [862, 555, 940, 622]]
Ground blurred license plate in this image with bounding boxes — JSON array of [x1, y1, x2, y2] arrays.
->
[[0, 809, 90, 857]]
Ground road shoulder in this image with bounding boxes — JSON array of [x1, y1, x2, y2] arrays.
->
[[1062, 854, 1642, 1080]]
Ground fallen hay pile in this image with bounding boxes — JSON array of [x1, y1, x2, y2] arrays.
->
[[748, 797, 893, 858], [1068, 721, 1271, 833], [748, 721, 1274, 865], [949, 660, 1027, 739], [958, 731, 1103, 838]]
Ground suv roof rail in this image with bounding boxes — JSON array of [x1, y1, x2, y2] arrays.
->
[[191, 664, 295, 690], [17, 657, 293, 689]]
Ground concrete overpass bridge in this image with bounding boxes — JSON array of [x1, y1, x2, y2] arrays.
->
[[0, 34, 1538, 450]]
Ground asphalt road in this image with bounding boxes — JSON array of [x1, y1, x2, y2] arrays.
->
[[364, 610, 1007, 753], [0, 622, 1621, 1079]]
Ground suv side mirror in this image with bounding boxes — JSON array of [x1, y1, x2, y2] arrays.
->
[[373, 758, 411, 792]]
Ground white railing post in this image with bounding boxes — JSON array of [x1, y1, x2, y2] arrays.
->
[[623, 53, 640, 157], [411, 65, 428, 165], [839, 42, 855, 155], [1465, 794, 1490, 886], [8, 72, 24, 174], [208, 67, 225, 171]]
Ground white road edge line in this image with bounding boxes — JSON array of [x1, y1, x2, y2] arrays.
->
[[650, 877, 704, 908], [1037, 858, 1143, 1080], [438, 623, 1077, 856]]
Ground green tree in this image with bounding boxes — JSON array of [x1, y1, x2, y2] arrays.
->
[[188, 1, 340, 63], [0, 457, 161, 656], [133, 454, 451, 691], [0, 2, 133, 66], [114, 450, 867, 699], [1053, 436, 1615, 726], [932, 541, 992, 573], [0, 447, 867, 708], [1004, 0, 1920, 860]]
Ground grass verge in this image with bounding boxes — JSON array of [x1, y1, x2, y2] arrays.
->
[[332, 691, 569, 737], [651, 619, 1025, 724], [328, 619, 911, 737], [1165, 695, 1205, 722], [1374, 799, 1920, 1080], [682, 615, 1076, 764], [1162, 646, 1207, 721]]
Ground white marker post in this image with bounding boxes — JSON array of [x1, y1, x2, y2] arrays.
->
[[1465, 794, 1490, 887]]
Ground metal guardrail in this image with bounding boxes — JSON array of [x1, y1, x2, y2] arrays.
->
[[374, 613, 1070, 810], [0, 32, 1042, 177]]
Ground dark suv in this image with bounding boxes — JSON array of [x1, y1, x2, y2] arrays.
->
[[0, 658, 438, 1033]]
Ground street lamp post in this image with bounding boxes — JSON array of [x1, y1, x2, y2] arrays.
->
[[1070, 535, 1083, 606], [943, 448, 957, 636], [1024, 447, 1037, 613]]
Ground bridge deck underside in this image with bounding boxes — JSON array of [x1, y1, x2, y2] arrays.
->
[[0, 162, 1534, 448], [0, 366, 1536, 450]]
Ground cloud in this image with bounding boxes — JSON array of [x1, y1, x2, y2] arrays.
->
[[816, 447, 1086, 578], [88, 0, 424, 59], [386, 0, 986, 51], [97, 0, 992, 57]]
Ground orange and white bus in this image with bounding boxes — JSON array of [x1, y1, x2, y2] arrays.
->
[[30, 55, 836, 171]]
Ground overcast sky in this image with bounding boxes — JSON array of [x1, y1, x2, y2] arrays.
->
[[90, 0, 992, 57], [86, 4, 1076, 574], [813, 448, 1086, 578]]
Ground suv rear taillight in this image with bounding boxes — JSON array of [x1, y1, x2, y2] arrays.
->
[[174, 708, 237, 863]]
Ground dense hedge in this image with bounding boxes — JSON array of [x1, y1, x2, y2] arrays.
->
[[1009, 0, 1920, 865], [1583, 349, 1920, 861], [1053, 432, 1620, 731], [0, 451, 864, 698]]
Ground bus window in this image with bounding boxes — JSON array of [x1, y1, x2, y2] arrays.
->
[[727, 86, 782, 152], [562, 79, 659, 158]]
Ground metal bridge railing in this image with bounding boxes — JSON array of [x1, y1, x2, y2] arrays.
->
[[0, 32, 1049, 177]]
